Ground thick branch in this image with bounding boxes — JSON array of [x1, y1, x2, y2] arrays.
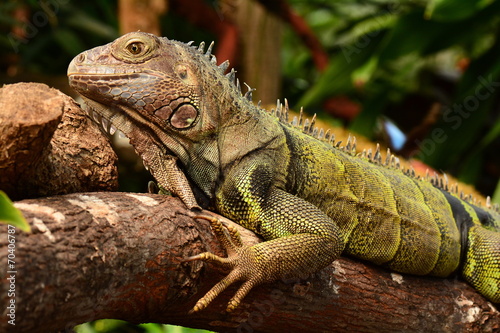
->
[[0, 82, 118, 200], [1, 193, 498, 333]]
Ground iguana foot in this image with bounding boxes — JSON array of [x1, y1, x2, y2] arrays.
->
[[184, 214, 265, 313]]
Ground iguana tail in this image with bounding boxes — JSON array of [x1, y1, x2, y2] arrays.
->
[[463, 225, 500, 303]]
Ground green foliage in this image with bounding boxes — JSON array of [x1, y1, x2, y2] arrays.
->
[[493, 179, 500, 204], [425, 0, 494, 21], [0, 191, 30, 232], [0, 0, 117, 74], [4, 0, 497, 192], [75, 320, 213, 333], [282, 0, 500, 194]]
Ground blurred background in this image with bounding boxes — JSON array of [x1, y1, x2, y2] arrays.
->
[[2, 0, 500, 331]]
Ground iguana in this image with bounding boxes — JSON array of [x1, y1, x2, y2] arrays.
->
[[67, 31, 500, 313]]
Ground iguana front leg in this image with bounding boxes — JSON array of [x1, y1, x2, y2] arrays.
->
[[186, 163, 344, 312], [142, 150, 200, 210]]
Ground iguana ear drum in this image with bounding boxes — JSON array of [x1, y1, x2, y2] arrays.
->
[[170, 103, 198, 129]]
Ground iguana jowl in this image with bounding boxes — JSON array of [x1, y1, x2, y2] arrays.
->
[[67, 32, 500, 312]]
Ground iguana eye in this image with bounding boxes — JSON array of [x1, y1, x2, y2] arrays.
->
[[127, 42, 144, 55], [111, 33, 158, 62], [176, 65, 188, 80]]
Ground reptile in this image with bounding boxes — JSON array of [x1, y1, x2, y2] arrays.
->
[[67, 31, 500, 313]]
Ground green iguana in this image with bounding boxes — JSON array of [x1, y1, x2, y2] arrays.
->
[[67, 32, 500, 313]]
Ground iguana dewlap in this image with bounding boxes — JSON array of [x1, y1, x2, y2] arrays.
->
[[67, 32, 500, 312]]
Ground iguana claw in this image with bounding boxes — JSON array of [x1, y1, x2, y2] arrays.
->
[[184, 214, 262, 313]]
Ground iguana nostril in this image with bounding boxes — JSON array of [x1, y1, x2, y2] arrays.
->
[[77, 53, 86, 64]]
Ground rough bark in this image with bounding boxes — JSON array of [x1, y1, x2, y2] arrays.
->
[[0, 82, 118, 200], [0, 193, 498, 333]]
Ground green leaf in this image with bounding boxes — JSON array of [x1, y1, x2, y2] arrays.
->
[[478, 114, 500, 148], [0, 191, 30, 232], [425, 0, 495, 21], [419, 36, 500, 171], [65, 11, 117, 40], [352, 56, 378, 86], [493, 178, 500, 205], [53, 29, 86, 55], [375, 10, 438, 63], [297, 32, 385, 109]]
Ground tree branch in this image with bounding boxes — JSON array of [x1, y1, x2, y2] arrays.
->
[[0, 82, 118, 200], [1, 193, 498, 333]]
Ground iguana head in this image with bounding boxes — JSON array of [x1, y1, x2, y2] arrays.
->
[[67, 32, 253, 197]]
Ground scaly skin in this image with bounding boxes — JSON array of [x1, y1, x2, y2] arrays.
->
[[67, 32, 500, 312]]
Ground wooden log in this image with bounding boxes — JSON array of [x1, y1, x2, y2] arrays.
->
[[1, 193, 498, 333], [0, 82, 118, 200]]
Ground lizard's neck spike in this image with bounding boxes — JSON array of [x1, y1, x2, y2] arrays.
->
[[329, 132, 336, 145], [373, 144, 381, 164], [390, 155, 400, 169], [405, 167, 416, 179], [433, 172, 439, 186], [197, 41, 205, 53], [385, 148, 392, 166], [187, 41, 194, 46], [274, 102, 280, 119], [243, 83, 254, 101], [298, 107, 304, 126], [205, 41, 214, 56], [303, 118, 310, 133], [366, 147, 372, 160], [351, 136, 357, 155], [324, 128, 331, 141], [218, 60, 230, 73], [244, 90, 253, 101], [226, 68, 236, 84], [283, 99, 290, 123], [309, 114, 317, 133], [443, 173, 449, 191], [345, 135, 353, 154], [236, 78, 241, 94], [318, 128, 325, 140]]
